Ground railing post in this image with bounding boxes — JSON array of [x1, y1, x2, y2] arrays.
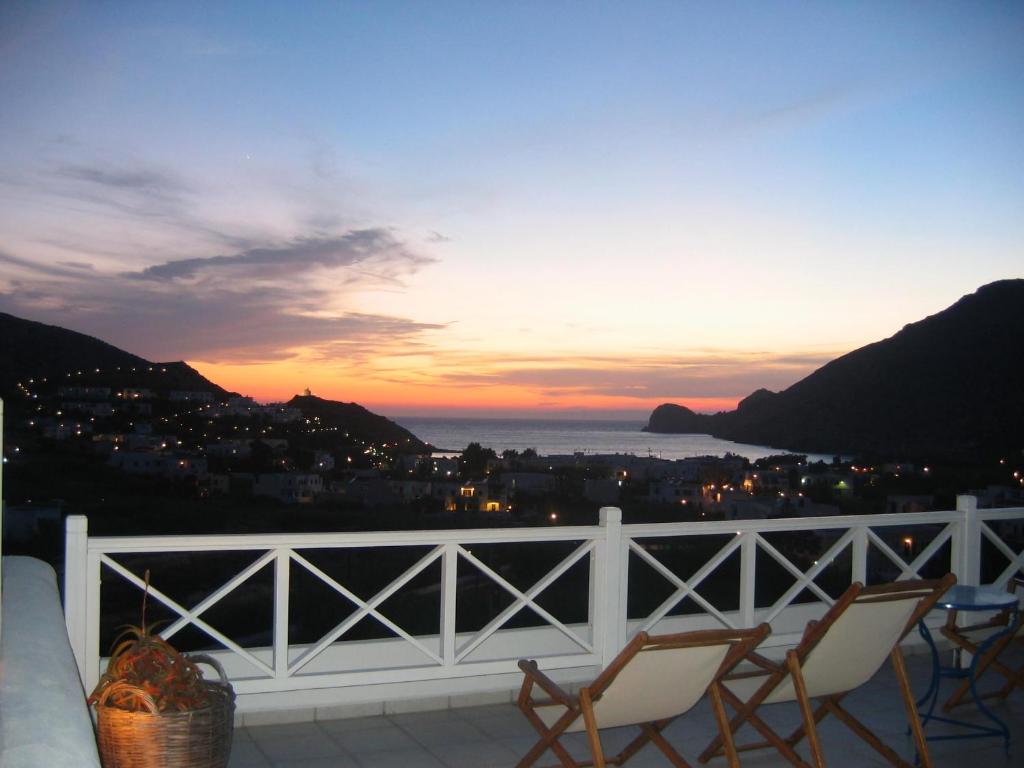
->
[[64, 515, 89, 687], [851, 526, 868, 584], [440, 543, 458, 666], [595, 507, 625, 665], [738, 532, 756, 627], [955, 494, 981, 586], [273, 549, 290, 677]]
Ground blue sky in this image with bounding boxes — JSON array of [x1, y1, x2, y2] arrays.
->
[[1, 1, 1022, 416]]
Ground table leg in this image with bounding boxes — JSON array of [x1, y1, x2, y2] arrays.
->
[[915, 620, 942, 727]]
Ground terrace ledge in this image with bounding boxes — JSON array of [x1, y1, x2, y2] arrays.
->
[[0, 556, 101, 768]]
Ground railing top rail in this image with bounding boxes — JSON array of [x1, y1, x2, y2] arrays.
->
[[79, 506, 1024, 554], [621, 510, 963, 538], [85, 524, 604, 553], [977, 506, 1024, 521]]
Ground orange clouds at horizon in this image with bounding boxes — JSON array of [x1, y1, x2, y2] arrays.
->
[[187, 340, 832, 419], [190, 359, 744, 417]]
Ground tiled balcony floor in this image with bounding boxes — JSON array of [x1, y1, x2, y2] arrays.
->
[[230, 651, 1023, 767]]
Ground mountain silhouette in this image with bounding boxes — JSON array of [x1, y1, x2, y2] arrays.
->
[[0, 311, 427, 452], [287, 394, 429, 453], [0, 311, 226, 396], [645, 280, 1024, 460]]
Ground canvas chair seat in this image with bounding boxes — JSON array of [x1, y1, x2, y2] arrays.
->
[[516, 625, 770, 768], [533, 642, 735, 733], [723, 596, 923, 706], [700, 574, 956, 768]]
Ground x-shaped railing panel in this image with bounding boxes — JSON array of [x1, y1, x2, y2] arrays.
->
[[287, 546, 445, 674], [760, 531, 851, 623], [99, 552, 275, 678], [866, 522, 955, 579], [631, 533, 742, 633], [982, 522, 1024, 586], [454, 541, 595, 662]]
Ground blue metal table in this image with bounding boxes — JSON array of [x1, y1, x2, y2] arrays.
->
[[916, 584, 1019, 751]]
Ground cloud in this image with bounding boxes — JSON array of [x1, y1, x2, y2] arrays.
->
[[55, 260, 95, 271], [0, 226, 442, 362], [0, 248, 92, 279], [56, 163, 192, 199], [0, 136, 451, 366], [10, 158, 256, 251], [48, 162, 195, 222], [744, 85, 858, 133], [359, 348, 840, 404], [126, 229, 434, 283]]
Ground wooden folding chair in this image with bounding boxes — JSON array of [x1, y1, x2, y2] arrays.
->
[[942, 576, 1024, 711], [515, 624, 771, 768], [699, 574, 956, 768]]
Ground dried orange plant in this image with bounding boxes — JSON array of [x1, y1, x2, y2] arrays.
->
[[88, 570, 213, 713]]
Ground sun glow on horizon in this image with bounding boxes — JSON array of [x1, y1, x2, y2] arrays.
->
[[190, 359, 744, 417]]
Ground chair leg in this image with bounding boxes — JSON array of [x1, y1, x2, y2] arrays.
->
[[580, 688, 607, 768], [822, 698, 913, 768], [700, 685, 811, 768], [782, 697, 831, 748], [517, 706, 581, 768], [742, 711, 814, 768], [945, 638, 1021, 710], [994, 659, 1024, 700], [516, 732, 579, 768], [696, 685, 750, 763], [640, 722, 692, 768], [891, 646, 933, 768], [709, 683, 739, 768], [613, 718, 690, 768], [786, 650, 825, 768]]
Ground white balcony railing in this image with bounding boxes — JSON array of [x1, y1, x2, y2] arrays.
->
[[63, 496, 1024, 715]]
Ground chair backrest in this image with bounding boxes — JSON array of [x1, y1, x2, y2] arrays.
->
[[586, 626, 769, 730], [766, 575, 954, 702]]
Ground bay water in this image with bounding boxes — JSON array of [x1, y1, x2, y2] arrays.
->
[[390, 416, 836, 463]]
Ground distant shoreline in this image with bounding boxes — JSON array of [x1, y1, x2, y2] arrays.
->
[[391, 415, 838, 463]]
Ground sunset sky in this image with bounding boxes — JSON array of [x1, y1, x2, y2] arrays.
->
[[1, 2, 1021, 418]]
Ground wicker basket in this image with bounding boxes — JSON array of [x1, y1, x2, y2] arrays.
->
[[94, 654, 235, 768]]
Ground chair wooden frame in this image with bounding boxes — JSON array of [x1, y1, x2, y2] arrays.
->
[[698, 574, 956, 768], [941, 576, 1024, 711], [516, 624, 771, 768]]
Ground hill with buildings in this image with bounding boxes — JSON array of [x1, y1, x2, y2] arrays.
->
[[0, 310, 428, 455], [287, 394, 429, 453], [646, 279, 1024, 461], [0, 311, 227, 397]]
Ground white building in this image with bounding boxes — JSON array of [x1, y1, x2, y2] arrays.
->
[[312, 451, 335, 472], [168, 390, 215, 403], [254, 473, 323, 504], [647, 479, 702, 505]]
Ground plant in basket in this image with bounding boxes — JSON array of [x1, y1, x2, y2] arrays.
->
[[87, 571, 235, 768]]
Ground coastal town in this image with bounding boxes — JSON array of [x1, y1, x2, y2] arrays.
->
[[5, 363, 1023, 555]]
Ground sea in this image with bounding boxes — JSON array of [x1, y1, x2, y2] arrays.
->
[[389, 416, 838, 463]]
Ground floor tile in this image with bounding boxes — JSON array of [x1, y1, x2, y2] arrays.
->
[[352, 748, 446, 767], [398, 717, 490, 747], [332, 724, 422, 755], [227, 738, 272, 768], [248, 725, 341, 762], [425, 739, 522, 768], [274, 758, 361, 768]]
